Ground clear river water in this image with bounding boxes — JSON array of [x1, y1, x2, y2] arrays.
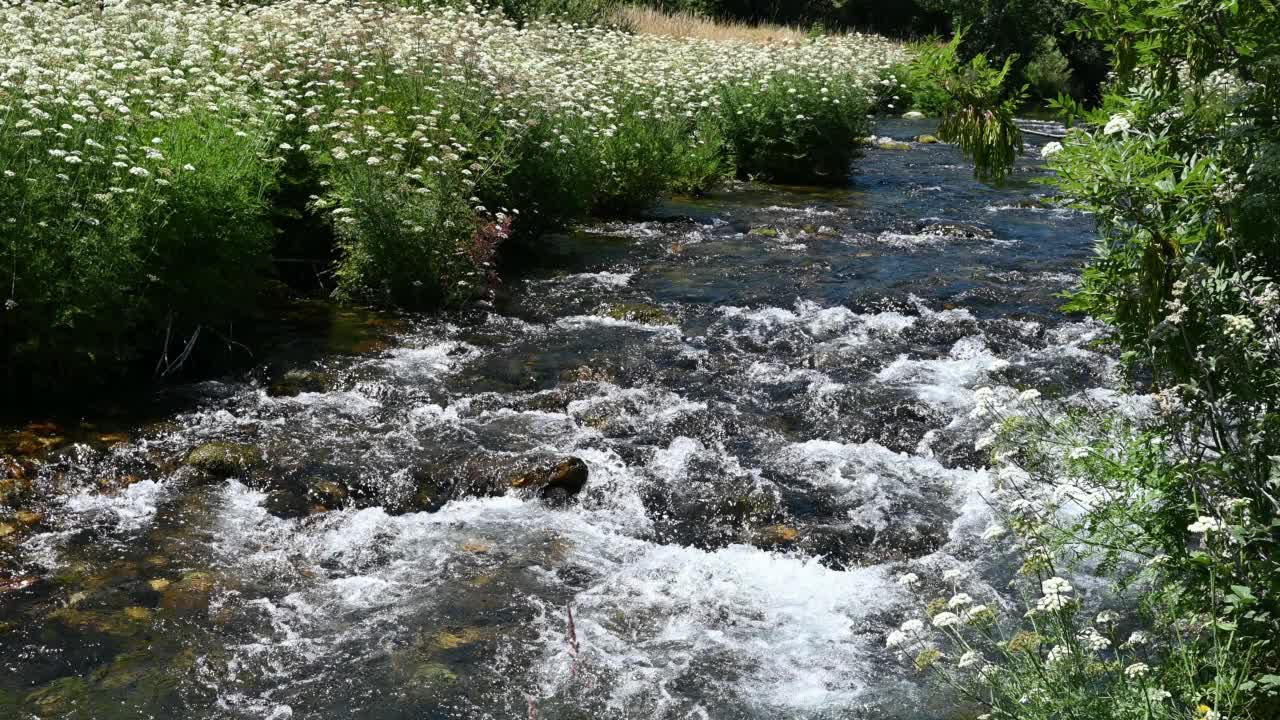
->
[[0, 120, 1116, 719]]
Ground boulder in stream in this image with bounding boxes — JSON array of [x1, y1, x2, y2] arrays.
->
[[511, 457, 589, 505], [184, 442, 264, 477]]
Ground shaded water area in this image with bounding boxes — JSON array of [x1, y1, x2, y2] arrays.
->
[[1, 121, 1113, 719]]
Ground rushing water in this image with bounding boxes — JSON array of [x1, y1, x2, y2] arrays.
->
[[1, 121, 1114, 719]]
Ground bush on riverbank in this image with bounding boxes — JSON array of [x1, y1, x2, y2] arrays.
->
[[884, 1, 1280, 718], [721, 73, 870, 183], [0, 0, 902, 389]]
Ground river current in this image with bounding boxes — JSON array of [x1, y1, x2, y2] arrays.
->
[[1, 120, 1115, 719]]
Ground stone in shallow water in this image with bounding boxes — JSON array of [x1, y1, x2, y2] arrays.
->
[[603, 302, 674, 325], [160, 571, 215, 611], [511, 457, 590, 502], [267, 369, 333, 398], [184, 442, 264, 476], [426, 627, 487, 651], [25, 677, 89, 717], [916, 134, 940, 144], [751, 524, 801, 548]]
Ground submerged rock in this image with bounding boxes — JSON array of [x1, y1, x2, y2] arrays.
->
[[871, 137, 912, 151], [426, 627, 487, 651], [307, 479, 349, 509], [267, 369, 333, 398], [184, 442, 263, 476], [918, 221, 996, 240], [603, 302, 674, 326], [752, 524, 801, 549], [748, 226, 780, 238], [159, 571, 216, 611], [25, 677, 89, 717]]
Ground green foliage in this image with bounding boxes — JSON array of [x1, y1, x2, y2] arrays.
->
[[1, 0, 903, 392], [911, 32, 1028, 184], [0, 110, 277, 384], [720, 74, 870, 184], [892, 2, 1280, 719], [1025, 36, 1073, 100], [872, 51, 950, 116]]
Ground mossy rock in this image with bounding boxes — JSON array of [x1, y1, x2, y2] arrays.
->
[[426, 627, 487, 652], [915, 134, 940, 144], [306, 480, 349, 509], [752, 524, 801, 548], [902, 111, 926, 120], [184, 442, 264, 476], [25, 677, 90, 717], [603, 303, 673, 326], [267, 369, 333, 398], [160, 571, 216, 611], [876, 140, 912, 151], [47, 608, 144, 637], [748, 226, 780, 238]]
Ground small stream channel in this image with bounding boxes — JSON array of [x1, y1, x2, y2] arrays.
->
[[1, 120, 1117, 719]]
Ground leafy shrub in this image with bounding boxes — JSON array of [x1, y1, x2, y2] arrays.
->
[[1, 110, 277, 383], [720, 74, 870, 184], [882, 2, 1280, 719], [910, 32, 1027, 184], [1024, 36, 1072, 101]]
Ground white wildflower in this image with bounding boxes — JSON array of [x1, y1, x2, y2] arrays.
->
[[1045, 645, 1070, 665], [1187, 516, 1224, 534], [1103, 114, 1132, 135], [1125, 662, 1150, 679], [1041, 577, 1073, 595], [1077, 627, 1111, 651], [1040, 141, 1063, 158], [931, 611, 961, 628]]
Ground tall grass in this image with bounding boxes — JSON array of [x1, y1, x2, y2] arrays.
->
[[611, 5, 806, 44], [0, 0, 906, 388]]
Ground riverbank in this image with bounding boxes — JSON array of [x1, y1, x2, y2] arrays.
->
[[0, 0, 906, 396]]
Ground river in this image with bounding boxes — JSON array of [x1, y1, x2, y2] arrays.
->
[[0, 120, 1114, 719]]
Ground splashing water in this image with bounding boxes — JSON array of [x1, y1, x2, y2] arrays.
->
[[1, 122, 1109, 719]]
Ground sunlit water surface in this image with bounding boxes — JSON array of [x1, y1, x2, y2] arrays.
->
[[1, 121, 1116, 719]]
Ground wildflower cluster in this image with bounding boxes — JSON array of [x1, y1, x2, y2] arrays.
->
[[0, 0, 906, 385], [880, 4, 1280, 719]]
